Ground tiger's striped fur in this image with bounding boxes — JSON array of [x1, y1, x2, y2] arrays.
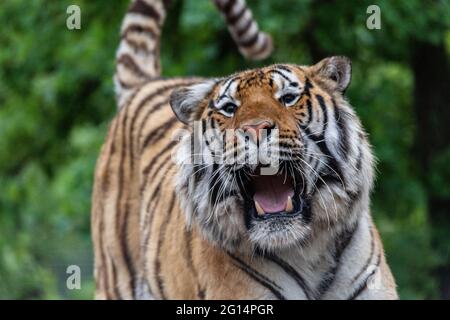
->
[[114, 0, 272, 108], [92, 0, 398, 299]]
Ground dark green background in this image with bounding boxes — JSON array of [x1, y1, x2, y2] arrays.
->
[[0, 0, 449, 299]]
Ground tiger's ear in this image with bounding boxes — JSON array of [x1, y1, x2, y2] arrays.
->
[[311, 56, 352, 93], [170, 80, 217, 125]]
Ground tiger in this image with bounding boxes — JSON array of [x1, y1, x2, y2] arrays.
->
[[91, 0, 398, 299]]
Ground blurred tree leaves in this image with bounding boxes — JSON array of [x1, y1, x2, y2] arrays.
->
[[0, 0, 449, 299]]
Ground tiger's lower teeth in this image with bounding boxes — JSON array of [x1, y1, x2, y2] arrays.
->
[[285, 196, 293, 213], [254, 196, 296, 215], [254, 200, 265, 215]]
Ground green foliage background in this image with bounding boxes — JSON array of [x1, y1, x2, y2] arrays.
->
[[0, 0, 449, 299]]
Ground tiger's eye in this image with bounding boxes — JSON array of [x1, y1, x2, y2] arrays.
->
[[280, 94, 297, 105], [222, 102, 238, 114]]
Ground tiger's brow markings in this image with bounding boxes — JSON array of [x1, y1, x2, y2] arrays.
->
[[269, 69, 292, 83], [217, 76, 239, 102], [273, 64, 292, 72]]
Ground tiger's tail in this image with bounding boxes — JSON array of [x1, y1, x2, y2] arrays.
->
[[213, 0, 273, 61], [114, 0, 273, 108]]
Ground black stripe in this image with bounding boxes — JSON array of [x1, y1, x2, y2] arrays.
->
[[124, 37, 151, 54], [270, 69, 292, 82], [121, 24, 157, 39], [347, 252, 382, 300], [98, 114, 124, 300], [184, 229, 205, 299], [141, 160, 174, 296], [263, 253, 313, 299], [109, 256, 123, 299], [228, 253, 286, 300], [317, 221, 358, 298], [316, 94, 328, 132], [119, 101, 138, 299], [120, 203, 137, 298], [221, 0, 237, 15], [141, 117, 178, 151], [251, 35, 270, 57], [143, 153, 174, 224], [97, 210, 111, 299], [303, 78, 313, 97], [117, 75, 137, 90], [333, 100, 350, 160], [129, 0, 161, 22], [236, 18, 253, 37], [274, 64, 293, 73], [219, 76, 239, 101], [154, 193, 177, 299], [227, 6, 247, 25], [117, 54, 151, 79], [141, 116, 178, 152], [274, 67, 294, 80], [309, 94, 345, 189], [355, 140, 363, 171], [115, 109, 136, 299], [351, 227, 375, 283], [300, 98, 313, 128], [209, 163, 221, 205], [142, 141, 177, 188], [116, 79, 146, 110], [136, 96, 173, 147], [129, 80, 197, 170]]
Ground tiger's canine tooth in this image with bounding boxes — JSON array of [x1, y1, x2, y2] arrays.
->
[[254, 200, 265, 215], [285, 196, 294, 212]]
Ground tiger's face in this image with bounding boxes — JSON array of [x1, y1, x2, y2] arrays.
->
[[171, 56, 371, 252]]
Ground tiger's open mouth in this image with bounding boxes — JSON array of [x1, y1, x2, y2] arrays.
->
[[238, 165, 311, 226]]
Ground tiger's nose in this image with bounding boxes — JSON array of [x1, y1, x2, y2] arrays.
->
[[241, 120, 275, 143]]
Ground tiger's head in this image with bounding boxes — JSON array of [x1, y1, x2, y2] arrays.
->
[[171, 56, 374, 253]]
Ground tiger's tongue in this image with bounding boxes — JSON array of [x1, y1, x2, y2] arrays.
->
[[252, 174, 294, 213]]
